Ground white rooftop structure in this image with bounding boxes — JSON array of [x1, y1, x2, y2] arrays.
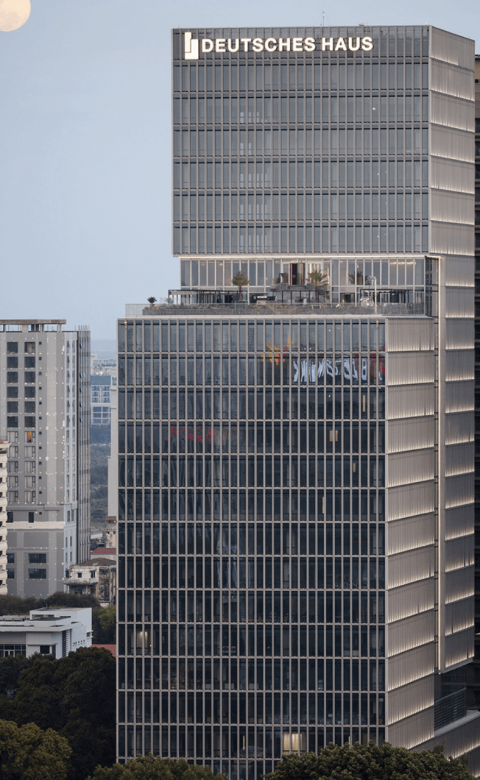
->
[[0, 606, 92, 658]]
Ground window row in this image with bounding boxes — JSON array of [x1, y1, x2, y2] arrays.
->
[[121, 666, 384, 705], [174, 158, 429, 191], [118, 489, 385, 523], [119, 357, 386, 390], [131, 556, 386, 592], [118, 725, 386, 766], [119, 318, 385, 353], [118, 456, 385, 493], [6, 402, 36, 414], [119, 519, 385, 556], [7, 417, 37, 429], [6, 386, 36, 398], [119, 623, 386, 659], [173, 93, 428, 126], [120, 422, 385, 460], [120, 392, 385, 426], [6, 356, 35, 368], [121, 455, 385, 489], [6, 372, 36, 384], [174, 57, 429, 93], [6, 342, 35, 354], [174, 126, 428, 159], [175, 189, 429, 222], [174, 222, 429, 254]]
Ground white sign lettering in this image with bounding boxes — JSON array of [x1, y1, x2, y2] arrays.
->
[[292, 357, 384, 384], [184, 33, 373, 60]]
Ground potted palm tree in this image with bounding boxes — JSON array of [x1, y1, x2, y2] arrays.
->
[[307, 270, 329, 302], [232, 271, 250, 302], [147, 297, 157, 308]]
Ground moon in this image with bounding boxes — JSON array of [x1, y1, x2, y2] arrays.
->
[[0, 0, 31, 32]]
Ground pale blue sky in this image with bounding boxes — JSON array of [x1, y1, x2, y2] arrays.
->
[[0, 0, 477, 339]]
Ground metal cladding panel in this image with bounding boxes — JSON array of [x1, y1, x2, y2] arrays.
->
[[388, 613, 436, 660], [446, 319, 475, 349], [431, 93, 474, 131], [445, 379, 474, 412], [445, 350, 475, 380], [389, 708, 435, 750], [444, 473, 474, 507], [445, 567, 475, 604], [386, 386, 434, 419], [431, 189, 474, 222], [430, 158, 474, 193], [387, 482, 435, 521], [445, 504, 475, 540], [444, 256, 475, 288], [387, 676, 434, 726], [445, 411, 474, 443], [444, 287, 475, 317], [387, 514, 435, 556], [388, 644, 436, 691], [445, 535, 475, 571], [431, 26, 475, 69], [387, 353, 435, 386], [430, 59, 475, 100], [387, 418, 434, 453], [385, 319, 434, 352], [387, 580, 435, 623], [445, 441, 475, 476], [387, 451, 434, 487], [445, 596, 475, 635], [431, 224, 475, 255], [445, 628, 475, 668], [388, 548, 435, 590]]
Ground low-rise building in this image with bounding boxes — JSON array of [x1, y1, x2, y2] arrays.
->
[[0, 607, 92, 658], [66, 557, 116, 607], [91, 546, 116, 560]]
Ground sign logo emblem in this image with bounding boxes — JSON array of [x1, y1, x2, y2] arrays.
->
[[184, 32, 199, 60]]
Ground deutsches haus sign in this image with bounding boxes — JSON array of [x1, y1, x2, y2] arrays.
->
[[184, 32, 374, 60]]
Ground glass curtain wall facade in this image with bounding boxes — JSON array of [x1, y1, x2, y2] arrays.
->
[[117, 24, 480, 780], [118, 315, 387, 775]]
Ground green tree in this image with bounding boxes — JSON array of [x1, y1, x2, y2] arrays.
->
[[307, 270, 329, 302], [92, 605, 116, 643], [265, 742, 474, 780], [87, 756, 227, 780], [232, 270, 250, 300], [0, 647, 115, 780], [147, 297, 157, 307], [0, 592, 100, 616], [0, 719, 71, 780]]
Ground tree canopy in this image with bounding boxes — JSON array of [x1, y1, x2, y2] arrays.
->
[[265, 742, 474, 780], [0, 591, 99, 615], [0, 647, 115, 780], [0, 719, 71, 780], [92, 604, 116, 643], [87, 756, 227, 780]]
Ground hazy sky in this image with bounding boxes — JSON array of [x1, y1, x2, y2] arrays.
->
[[0, 0, 478, 340]]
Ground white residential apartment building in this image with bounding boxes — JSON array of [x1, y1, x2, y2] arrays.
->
[[0, 320, 90, 598]]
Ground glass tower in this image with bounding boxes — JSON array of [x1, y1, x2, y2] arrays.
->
[[117, 25, 480, 779]]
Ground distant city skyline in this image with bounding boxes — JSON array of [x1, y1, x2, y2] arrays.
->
[[0, 0, 479, 340]]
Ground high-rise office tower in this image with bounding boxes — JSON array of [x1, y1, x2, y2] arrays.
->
[[472, 54, 480, 708], [117, 26, 480, 777], [0, 440, 12, 596], [0, 320, 90, 597]]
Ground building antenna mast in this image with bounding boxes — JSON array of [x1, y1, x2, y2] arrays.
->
[[322, 10, 325, 26]]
